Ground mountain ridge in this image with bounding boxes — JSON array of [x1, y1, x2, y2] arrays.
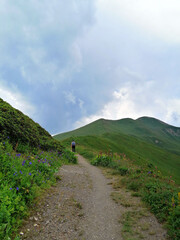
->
[[54, 117, 180, 153]]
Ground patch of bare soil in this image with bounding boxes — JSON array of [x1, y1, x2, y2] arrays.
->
[[19, 155, 167, 240]]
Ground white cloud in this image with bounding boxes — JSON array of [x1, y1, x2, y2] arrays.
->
[[0, 84, 35, 116], [98, 0, 180, 44], [64, 91, 76, 104], [75, 81, 180, 129], [156, 98, 180, 127]]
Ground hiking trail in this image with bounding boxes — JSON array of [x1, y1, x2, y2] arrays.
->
[[20, 154, 166, 240]]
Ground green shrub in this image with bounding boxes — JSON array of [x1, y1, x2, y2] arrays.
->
[[168, 206, 180, 240], [16, 143, 29, 154], [127, 181, 141, 192], [61, 149, 77, 164], [142, 181, 175, 222], [118, 167, 129, 176], [91, 155, 113, 167]]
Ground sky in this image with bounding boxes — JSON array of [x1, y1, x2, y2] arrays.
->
[[0, 0, 180, 135]]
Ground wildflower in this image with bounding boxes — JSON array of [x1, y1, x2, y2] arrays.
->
[[10, 188, 12, 190], [16, 187, 19, 191], [22, 160, 26, 166], [20, 170, 22, 174], [29, 162, 32, 165], [29, 173, 32, 176], [148, 171, 151, 174]]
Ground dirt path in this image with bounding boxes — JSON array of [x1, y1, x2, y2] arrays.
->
[[77, 155, 122, 240], [20, 155, 166, 240]]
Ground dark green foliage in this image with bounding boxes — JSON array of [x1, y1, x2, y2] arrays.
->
[[61, 149, 77, 164], [91, 155, 113, 167], [117, 167, 129, 176], [168, 206, 180, 240], [142, 181, 176, 221], [0, 98, 63, 152], [127, 181, 141, 191]]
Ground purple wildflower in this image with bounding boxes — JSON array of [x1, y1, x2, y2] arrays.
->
[[29, 162, 32, 165], [16, 187, 19, 191], [22, 160, 26, 166], [29, 173, 32, 176], [20, 170, 22, 174], [10, 188, 12, 190]]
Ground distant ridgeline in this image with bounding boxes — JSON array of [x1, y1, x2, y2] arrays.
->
[[54, 117, 180, 155], [0, 98, 63, 151]]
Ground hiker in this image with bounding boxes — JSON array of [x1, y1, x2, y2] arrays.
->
[[71, 140, 76, 152]]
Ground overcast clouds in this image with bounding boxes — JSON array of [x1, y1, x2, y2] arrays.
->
[[0, 0, 180, 134]]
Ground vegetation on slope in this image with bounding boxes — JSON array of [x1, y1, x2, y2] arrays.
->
[[0, 98, 62, 152], [0, 98, 77, 239], [0, 141, 77, 240]]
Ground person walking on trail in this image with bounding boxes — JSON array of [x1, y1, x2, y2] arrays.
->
[[71, 140, 76, 152]]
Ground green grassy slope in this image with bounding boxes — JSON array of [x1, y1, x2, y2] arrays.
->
[[54, 117, 180, 184], [54, 117, 180, 155], [0, 98, 63, 151]]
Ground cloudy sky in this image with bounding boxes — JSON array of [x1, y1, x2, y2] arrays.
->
[[0, 0, 180, 134]]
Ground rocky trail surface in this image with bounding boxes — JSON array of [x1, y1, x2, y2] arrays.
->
[[20, 155, 167, 240]]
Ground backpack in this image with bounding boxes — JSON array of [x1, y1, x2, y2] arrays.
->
[[72, 141, 75, 147]]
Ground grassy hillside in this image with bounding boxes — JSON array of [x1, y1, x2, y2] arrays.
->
[[54, 117, 180, 155], [0, 98, 63, 151], [54, 117, 180, 184]]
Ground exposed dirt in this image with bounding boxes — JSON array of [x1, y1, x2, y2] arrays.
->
[[20, 155, 167, 240]]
